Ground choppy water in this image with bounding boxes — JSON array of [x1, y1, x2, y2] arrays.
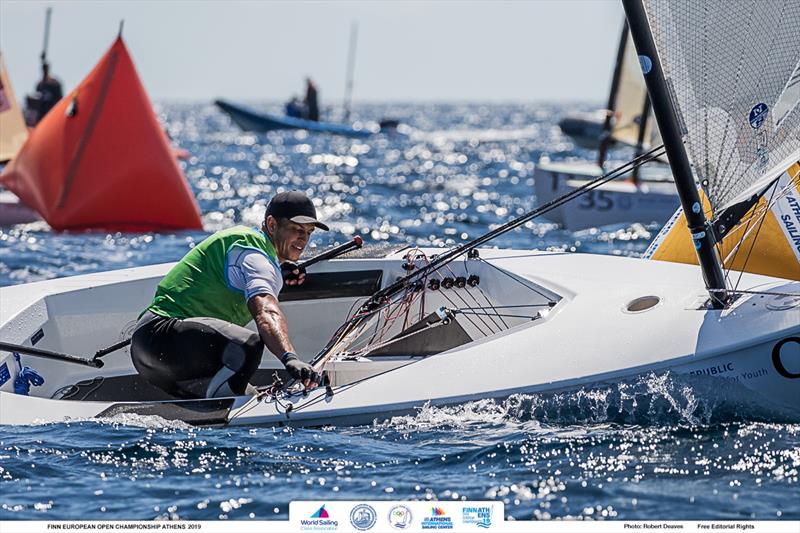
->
[[1, 103, 798, 521]]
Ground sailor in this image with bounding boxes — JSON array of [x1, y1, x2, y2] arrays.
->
[[304, 77, 319, 122], [130, 191, 328, 399], [30, 62, 62, 124], [596, 109, 619, 166]]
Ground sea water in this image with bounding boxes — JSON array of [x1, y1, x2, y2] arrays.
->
[[0, 102, 797, 520]]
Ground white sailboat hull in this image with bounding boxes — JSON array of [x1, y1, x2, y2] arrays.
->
[[534, 159, 680, 230], [1, 248, 798, 427]]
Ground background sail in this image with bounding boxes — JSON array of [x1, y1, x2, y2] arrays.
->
[[645, 160, 800, 281], [0, 52, 28, 163], [642, 0, 800, 214], [610, 32, 655, 148]]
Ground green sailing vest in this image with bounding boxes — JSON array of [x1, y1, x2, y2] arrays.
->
[[145, 226, 280, 326]]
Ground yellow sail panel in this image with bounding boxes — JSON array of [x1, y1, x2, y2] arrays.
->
[[645, 162, 800, 281], [0, 52, 28, 162], [610, 32, 648, 147]]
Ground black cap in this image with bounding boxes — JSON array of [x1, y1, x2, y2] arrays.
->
[[266, 191, 329, 231]]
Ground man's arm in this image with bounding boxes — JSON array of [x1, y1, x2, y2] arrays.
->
[[247, 294, 319, 387], [247, 293, 294, 358]]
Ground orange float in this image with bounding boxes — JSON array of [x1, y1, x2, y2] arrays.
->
[[0, 36, 202, 232]]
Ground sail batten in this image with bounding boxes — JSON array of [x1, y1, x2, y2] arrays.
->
[[641, 0, 800, 216]]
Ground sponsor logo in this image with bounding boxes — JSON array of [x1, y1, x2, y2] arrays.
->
[[350, 504, 377, 531], [462, 506, 493, 529], [739, 367, 768, 380], [779, 195, 800, 255], [749, 103, 769, 129], [689, 362, 734, 376], [422, 507, 453, 530], [312, 505, 330, 518], [388, 505, 413, 530], [300, 504, 338, 531]]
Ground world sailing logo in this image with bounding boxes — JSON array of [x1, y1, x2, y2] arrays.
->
[[312, 505, 330, 518], [749, 103, 769, 129], [422, 507, 453, 529], [300, 504, 338, 531]]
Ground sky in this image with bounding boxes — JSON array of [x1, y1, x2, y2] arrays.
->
[[1, 1, 624, 103]]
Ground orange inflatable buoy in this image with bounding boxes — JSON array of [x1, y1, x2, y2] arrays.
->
[[0, 37, 202, 232]]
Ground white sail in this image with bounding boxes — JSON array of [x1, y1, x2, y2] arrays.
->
[[610, 31, 653, 147], [0, 52, 28, 163], [642, 0, 800, 214]]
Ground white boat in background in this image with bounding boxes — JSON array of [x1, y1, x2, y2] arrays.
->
[[545, 19, 679, 231], [0, 0, 798, 427], [534, 158, 678, 229]]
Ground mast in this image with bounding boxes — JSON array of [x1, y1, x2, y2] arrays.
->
[[630, 93, 650, 185], [622, 0, 727, 307], [597, 19, 629, 167], [342, 21, 358, 122], [40, 7, 52, 67]]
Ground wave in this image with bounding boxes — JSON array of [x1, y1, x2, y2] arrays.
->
[[19, 412, 196, 431], [378, 372, 798, 431]]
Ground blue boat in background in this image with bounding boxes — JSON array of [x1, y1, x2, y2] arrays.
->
[[214, 99, 383, 138]]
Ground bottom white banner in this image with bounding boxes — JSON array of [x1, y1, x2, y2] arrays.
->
[[2, 512, 799, 533], [290, 500, 502, 531]]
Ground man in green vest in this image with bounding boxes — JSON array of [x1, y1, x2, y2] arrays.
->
[[130, 191, 328, 399]]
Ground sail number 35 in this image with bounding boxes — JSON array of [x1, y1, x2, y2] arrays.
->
[[578, 190, 614, 211]]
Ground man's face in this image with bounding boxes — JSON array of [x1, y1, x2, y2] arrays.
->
[[267, 216, 315, 262]]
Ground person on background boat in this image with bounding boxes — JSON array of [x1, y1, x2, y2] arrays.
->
[[26, 62, 62, 125], [304, 77, 319, 122], [596, 109, 620, 167], [285, 95, 304, 118], [130, 191, 328, 399]]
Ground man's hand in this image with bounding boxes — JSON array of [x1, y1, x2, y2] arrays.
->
[[281, 352, 319, 389], [281, 261, 307, 286]]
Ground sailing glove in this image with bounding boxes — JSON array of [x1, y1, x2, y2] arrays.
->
[[281, 352, 319, 384], [281, 261, 307, 286]]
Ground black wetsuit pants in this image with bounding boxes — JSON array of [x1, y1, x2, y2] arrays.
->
[[130, 312, 264, 399]]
